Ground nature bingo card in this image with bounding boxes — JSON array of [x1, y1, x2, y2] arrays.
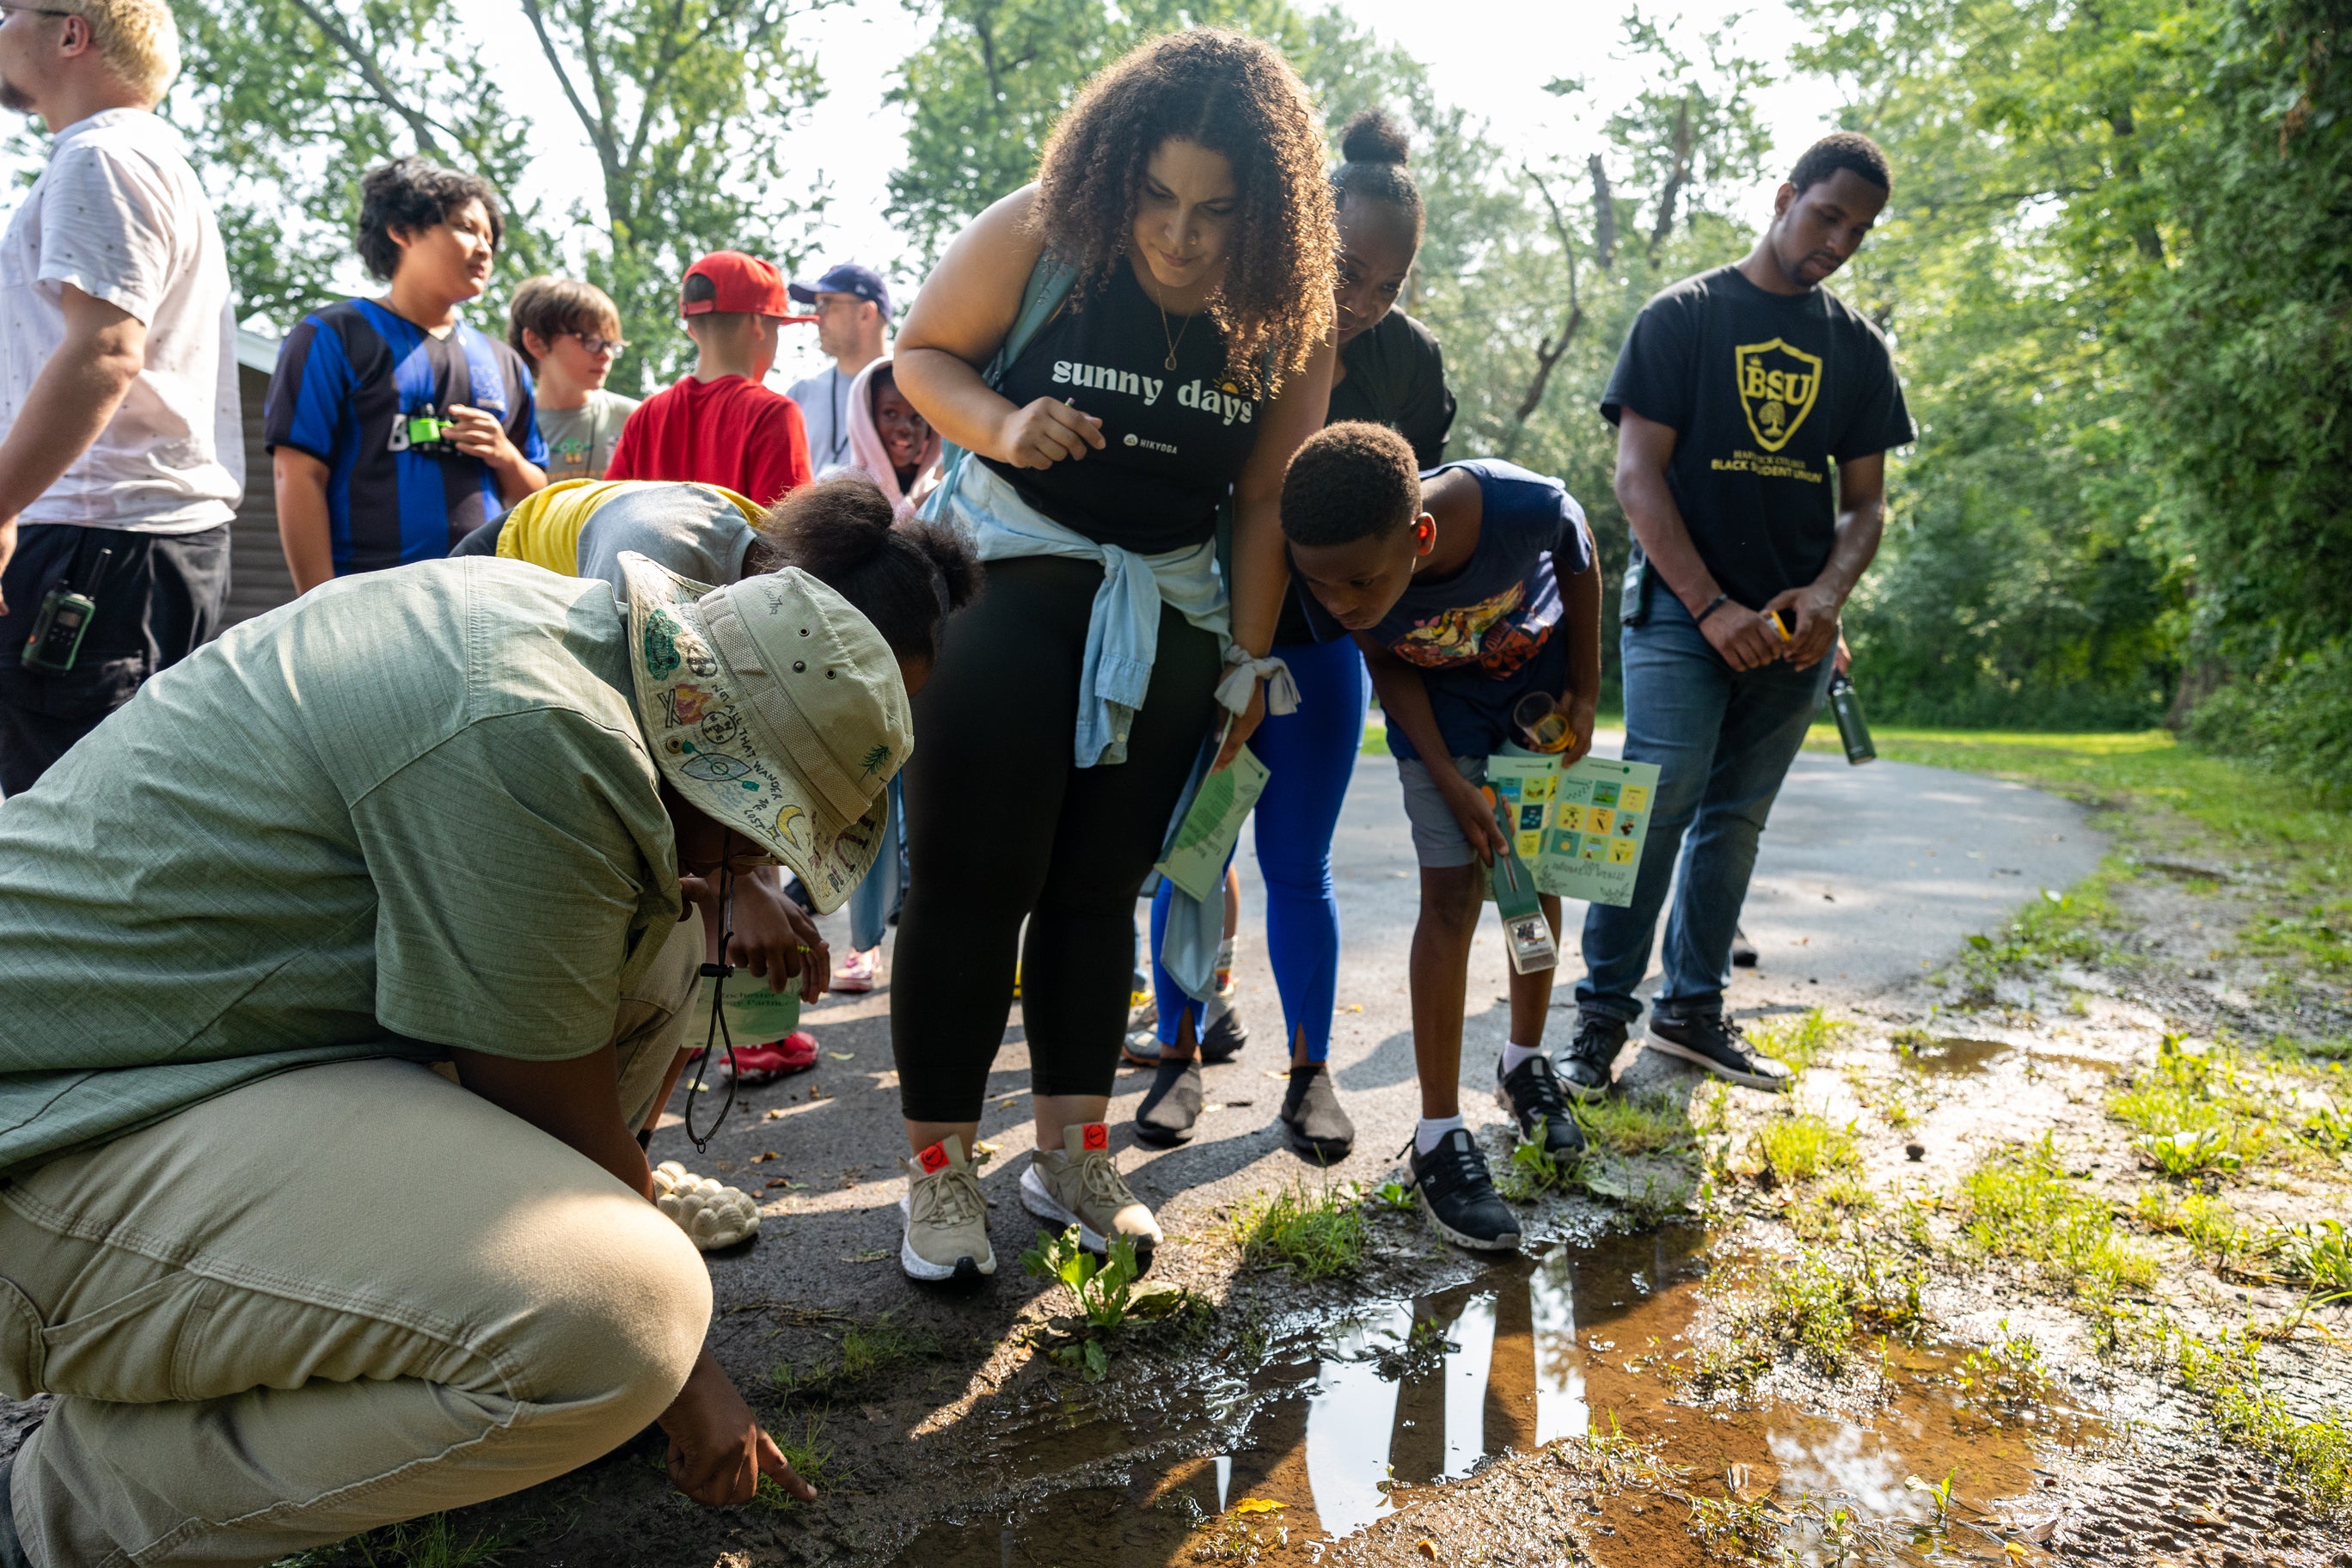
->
[[1155, 745, 1271, 902], [1484, 753, 1663, 907]]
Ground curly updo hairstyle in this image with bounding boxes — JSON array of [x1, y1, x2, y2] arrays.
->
[[753, 475, 981, 664], [1332, 107, 1423, 240], [1028, 28, 1336, 401]]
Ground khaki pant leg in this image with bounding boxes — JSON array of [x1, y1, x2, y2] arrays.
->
[[613, 903, 705, 1132], [0, 1057, 711, 1568]]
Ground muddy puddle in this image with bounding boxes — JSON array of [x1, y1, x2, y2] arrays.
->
[[891, 1228, 2108, 1566], [1896, 1035, 2118, 1078]]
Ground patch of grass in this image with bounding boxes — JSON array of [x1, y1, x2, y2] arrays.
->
[[1492, 1124, 1581, 1202], [2177, 1332, 2352, 1514], [1959, 1134, 2159, 1302], [2259, 1219, 2352, 1302], [2301, 1100, 2352, 1154], [1757, 1245, 1926, 1375], [1572, 1088, 1696, 1155], [1754, 1110, 1859, 1183], [2135, 1188, 2249, 1270], [282, 1516, 508, 1568], [2109, 1033, 2277, 1178], [1231, 1181, 1368, 1281], [1953, 880, 2116, 996], [1745, 1007, 1851, 1072], [769, 1310, 941, 1403], [1787, 1173, 1878, 1241], [1954, 1321, 2051, 1419], [752, 1413, 836, 1511]]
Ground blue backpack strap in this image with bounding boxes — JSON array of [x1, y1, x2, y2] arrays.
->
[[922, 251, 1080, 523]]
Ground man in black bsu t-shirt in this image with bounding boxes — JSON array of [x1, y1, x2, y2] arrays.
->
[[1560, 132, 1915, 1099]]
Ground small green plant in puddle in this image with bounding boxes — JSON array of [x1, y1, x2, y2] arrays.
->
[[1954, 1321, 2050, 1418], [1746, 1007, 1850, 1072], [1685, 1490, 1781, 1559], [1960, 1134, 2158, 1303], [1231, 1180, 1367, 1281], [1754, 1110, 1859, 1183], [2177, 1330, 2352, 1512], [1022, 1227, 1205, 1380]]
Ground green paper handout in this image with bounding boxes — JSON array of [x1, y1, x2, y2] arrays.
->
[[1484, 752, 1663, 909], [1155, 745, 1271, 902]]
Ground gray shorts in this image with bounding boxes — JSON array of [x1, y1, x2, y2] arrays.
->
[[1395, 754, 1490, 869]]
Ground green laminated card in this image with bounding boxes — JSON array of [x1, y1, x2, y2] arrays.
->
[[1485, 752, 1663, 908], [700, 969, 801, 1044], [1155, 745, 1271, 902]]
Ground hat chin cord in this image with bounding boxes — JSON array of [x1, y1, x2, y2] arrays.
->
[[683, 861, 739, 1153]]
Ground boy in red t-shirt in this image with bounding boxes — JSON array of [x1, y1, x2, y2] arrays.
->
[[604, 252, 813, 505]]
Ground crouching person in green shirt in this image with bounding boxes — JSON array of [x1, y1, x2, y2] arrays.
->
[[0, 522, 970, 1565]]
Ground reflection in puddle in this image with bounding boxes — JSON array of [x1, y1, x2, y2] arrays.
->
[[1898, 1036, 2013, 1075], [891, 1228, 2104, 1566]]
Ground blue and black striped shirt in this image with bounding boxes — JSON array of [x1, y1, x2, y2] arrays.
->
[[263, 299, 547, 576]]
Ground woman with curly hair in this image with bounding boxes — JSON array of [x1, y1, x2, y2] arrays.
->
[[1137, 107, 1458, 1165], [886, 27, 1336, 1285]]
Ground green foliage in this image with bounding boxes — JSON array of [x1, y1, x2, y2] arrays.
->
[[2178, 1331, 2352, 1513], [753, 1414, 836, 1510], [1024, 1225, 1145, 1333], [1743, 1008, 1850, 1073], [1230, 1180, 1368, 1280], [273, 1514, 508, 1568], [168, 1, 825, 385], [1952, 884, 2113, 999], [2109, 1033, 2277, 1179], [768, 1310, 942, 1403], [1571, 1088, 1696, 1155], [1754, 1109, 1859, 1182], [1492, 1120, 1581, 1201], [1960, 1135, 2158, 1302]]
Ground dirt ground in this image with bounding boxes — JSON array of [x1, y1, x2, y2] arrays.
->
[[7, 736, 2348, 1568]]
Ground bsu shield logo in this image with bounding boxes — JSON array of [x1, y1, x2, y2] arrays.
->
[[1733, 338, 1823, 453]]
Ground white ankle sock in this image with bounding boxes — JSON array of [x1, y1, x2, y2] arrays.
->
[[1501, 1041, 1542, 1074], [1414, 1114, 1466, 1155]]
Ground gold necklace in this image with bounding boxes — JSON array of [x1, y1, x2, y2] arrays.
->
[[1155, 292, 1194, 373]]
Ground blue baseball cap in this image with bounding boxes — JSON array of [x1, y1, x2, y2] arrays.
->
[[787, 262, 891, 318]]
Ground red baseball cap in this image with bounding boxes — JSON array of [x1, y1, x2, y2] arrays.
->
[[682, 251, 789, 317]]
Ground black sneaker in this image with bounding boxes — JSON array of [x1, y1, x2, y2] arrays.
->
[[1199, 994, 1249, 1064], [1279, 1063, 1355, 1163], [1495, 1053, 1587, 1164], [1647, 1008, 1794, 1092], [1134, 1057, 1203, 1146], [1559, 1012, 1625, 1103], [1403, 1129, 1521, 1251]]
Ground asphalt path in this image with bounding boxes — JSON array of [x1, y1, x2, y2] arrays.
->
[[660, 732, 2106, 1318]]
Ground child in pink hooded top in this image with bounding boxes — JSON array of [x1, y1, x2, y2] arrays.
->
[[830, 356, 945, 995], [837, 358, 943, 520]]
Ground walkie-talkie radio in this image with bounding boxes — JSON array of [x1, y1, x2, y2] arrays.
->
[[21, 546, 113, 673]]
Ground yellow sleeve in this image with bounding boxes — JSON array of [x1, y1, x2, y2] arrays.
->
[[497, 479, 637, 576]]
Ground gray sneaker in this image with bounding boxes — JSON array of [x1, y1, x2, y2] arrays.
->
[[899, 1136, 995, 1283], [1020, 1123, 1162, 1265]]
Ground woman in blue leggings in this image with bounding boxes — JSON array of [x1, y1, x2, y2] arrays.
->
[[1138, 109, 1455, 1161]]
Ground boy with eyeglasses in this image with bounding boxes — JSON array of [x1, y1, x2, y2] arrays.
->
[[508, 275, 640, 484]]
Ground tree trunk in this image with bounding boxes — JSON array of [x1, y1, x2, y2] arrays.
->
[[1588, 154, 1617, 270]]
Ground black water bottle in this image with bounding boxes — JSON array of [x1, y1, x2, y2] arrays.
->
[[1828, 672, 1876, 765]]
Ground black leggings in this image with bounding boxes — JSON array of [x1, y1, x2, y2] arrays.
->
[[891, 555, 1222, 1121]]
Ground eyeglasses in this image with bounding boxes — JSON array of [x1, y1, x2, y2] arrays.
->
[[564, 332, 628, 358], [0, 4, 77, 20]]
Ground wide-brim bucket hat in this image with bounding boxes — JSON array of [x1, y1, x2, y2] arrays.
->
[[620, 552, 911, 913]]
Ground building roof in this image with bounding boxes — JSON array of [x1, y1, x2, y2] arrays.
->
[[235, 326, 280, 377]]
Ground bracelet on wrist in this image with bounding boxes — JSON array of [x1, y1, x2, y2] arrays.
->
[[1694, 592, 1730, 625]]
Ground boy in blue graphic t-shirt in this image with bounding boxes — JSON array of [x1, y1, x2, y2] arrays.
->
[[265, 157, 547, 589], [1286, 423, 1602, 1253]]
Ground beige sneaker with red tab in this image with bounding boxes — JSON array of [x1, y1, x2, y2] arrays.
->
[[1020, 1123, 1161, 1270], [899, 1135, 994, 1283]]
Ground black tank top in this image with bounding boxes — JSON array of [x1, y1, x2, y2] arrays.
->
[[982, 259, 1265, 554]]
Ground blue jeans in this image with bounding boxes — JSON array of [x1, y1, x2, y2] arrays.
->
[[1150, 635, 1369, 1060], [847, 775, 906, 952], [1577, 591, 1830, 1023]]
